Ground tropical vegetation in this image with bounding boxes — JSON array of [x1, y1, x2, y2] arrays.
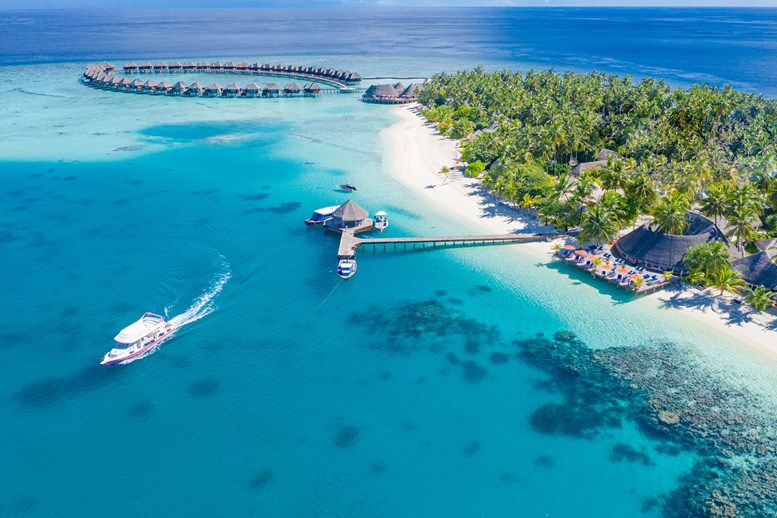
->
[[419, 68, 777, 252]]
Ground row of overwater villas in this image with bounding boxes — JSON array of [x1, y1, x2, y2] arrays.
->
[[84, 61, 362, 85], [85, 74, 323, 97]]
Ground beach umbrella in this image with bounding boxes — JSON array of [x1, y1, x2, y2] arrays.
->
[[585, 254, 598, 260], [601, 264, 615, 270], [562, 244, 576, 250], [630, 274, 644, 280], [574, 249, 587, 256], [617, 267, 630, 273]]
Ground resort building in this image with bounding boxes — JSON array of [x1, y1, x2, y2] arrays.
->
[[732, 251, 777, 292], [570, 149, 619, 176], [614, 211, 729, 274], [326, 200, 369, 230], [362, 83, 421, 104]]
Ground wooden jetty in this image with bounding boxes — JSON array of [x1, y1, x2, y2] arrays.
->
[[338, 232, 553, 259]]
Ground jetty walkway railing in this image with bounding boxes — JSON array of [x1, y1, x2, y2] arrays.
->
[[338, 233, 555, 258]]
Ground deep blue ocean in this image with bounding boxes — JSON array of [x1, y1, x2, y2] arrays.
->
[[2, 8, 777, 517]]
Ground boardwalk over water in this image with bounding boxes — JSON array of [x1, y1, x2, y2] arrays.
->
[[337, 232, 554, 258]]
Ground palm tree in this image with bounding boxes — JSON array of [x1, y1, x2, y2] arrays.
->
[[727, 211, 759, 254], [711, 266, 746, 296], [625, 173, 658, 212], [653, 193, 690, 235], [699, 185, 729, 229], [578, 204, 619, 245], [745, 286, 776, 311]]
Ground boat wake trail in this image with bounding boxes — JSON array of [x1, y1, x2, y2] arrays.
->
[[119, 262, 231, 364]]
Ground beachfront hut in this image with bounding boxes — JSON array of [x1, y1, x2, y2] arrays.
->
[[187, 82, 205, 96], [571, 149, 620, 176], [732, 252, 777, 291], [262, 83, 280, 97], [303, 83, 321, 96], [400, 83, 420, 99], [172, 81, 188, 95], [283, 83, 301, 95], [204, 83, 223, 97], [157, 80, 173, 93], [614, 211, 727, 274], [142, 79, 158, 93], [123, 62, 138, 73], [138, 62, 153, 73], [183, 61, 196, 71], [243, 82, 261, 97], [131, 78, 145, 91], [329, 200, 369, 229], [223, 83, 242, 97]]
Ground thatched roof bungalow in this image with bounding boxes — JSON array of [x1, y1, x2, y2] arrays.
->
[[153, 62, 167, 71], [131, 78, 145, 89], [138, 62, 153, 72], [196, 62, 210, 71], [263, 83, 280, 97], [224, 83, 242, 97], [172, 81, 188, 94], [283, 82, 301, 94], [732, 251, 777, 291], [303, 83, 321, 95], [183, 61, 196, 70], [204, 83, 223, 96], [187, 81, 205, 96], [110, 77, 122, 88], [243, 82, 261, 97], [168, 61, 183, 71], [157, 80, 173, 92], [119, 77, 133, 89], [123, 62, 138, 73], [142, 79, 158, 92], [614, 211, 727, 273]]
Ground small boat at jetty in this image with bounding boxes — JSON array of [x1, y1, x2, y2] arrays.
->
[[101, 312, 174, 365], [304, 205, 339, 226], [339, 184, 357, 192], [337, 258, 357, 279], [373, 211, 389, 232]]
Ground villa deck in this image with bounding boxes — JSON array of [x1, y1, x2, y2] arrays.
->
[[556, 245, 670, 295]]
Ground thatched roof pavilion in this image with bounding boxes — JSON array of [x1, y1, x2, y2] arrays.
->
[[263, 83, 280, 96], [123, 62, 138, 72], [138, 62, 152, 71], [732, 251, 777, 290], [168, 61, 182, 71], [131, 78, 144, 88], [143, 79, 158, 90], [172, 81, 188, 92], [205, 83, 223, 96], [153, 61, 167, 71], [400, 83, 420, 98], [197, 62, 209, 70], [283, 82, 301, 93], [331, 199, 369, 228], [183, 61, 196, 70], [120, 78, 132, 88], [614, 211, 727, 273], [364, 84, 400, 99], [304, 83, 321, 95], [158, 80, 173, 91]]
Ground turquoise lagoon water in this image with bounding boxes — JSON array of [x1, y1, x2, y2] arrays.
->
[[3, 10, 777, 517]]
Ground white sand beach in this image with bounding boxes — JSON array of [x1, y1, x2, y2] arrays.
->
[[382, 104, 777, 360]]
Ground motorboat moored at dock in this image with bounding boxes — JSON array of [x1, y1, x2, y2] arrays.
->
[[304, 205, 339, 226], [373, 211, 389, 232], [101, 312, 174, 365], [337, 258, 357, 279]]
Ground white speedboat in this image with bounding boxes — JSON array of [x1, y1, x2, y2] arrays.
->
[[304, 205, 339, 226], [337, 258, 357, 279], [373, 211, 389, 232], [101, 312, 174, 365]]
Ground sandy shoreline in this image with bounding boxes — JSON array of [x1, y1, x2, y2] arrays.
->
[[382, 104, 777, 360]]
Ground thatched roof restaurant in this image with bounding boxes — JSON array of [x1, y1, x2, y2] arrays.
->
[[362, 83, 421, 104], [614, 212, 728, 273], [732, 251, 777, 291], [329, 200, 369, 229]]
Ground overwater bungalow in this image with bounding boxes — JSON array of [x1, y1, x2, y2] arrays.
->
[[204, 83, 223, 97], [123, 62, 138, 73], [303, 83, 321, 96], [153, 61, 167, 72], [223, 83, 242, 97], [172, 81, 188, 95], [235, 62, 249, 72], [325, 200, 370, 230], [187, 81, 205, 96], [283, 82, 301, 95], [248, 62, 260, 71], [183, 61, 196, 71], [131, 78, 145, 90], [614, 211, 729, 274], [196, 61, 210, 71], [119, 77, 133, 90], [142, 79, 158, 93], [400, 83, 421, 100], [110, 77, 122, 88], [345, 72, 362, 84], [103, 63, 115, 74], [157, 80, 173, 93], [168, 61, 183, 71], [243, 82, 261, 97], [263, 83, 280, 97], [138, 62, 153, 73], [211, 61, 224, 71]]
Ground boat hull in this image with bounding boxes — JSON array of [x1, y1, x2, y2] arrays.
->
[[101, 328, 175, 365]]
